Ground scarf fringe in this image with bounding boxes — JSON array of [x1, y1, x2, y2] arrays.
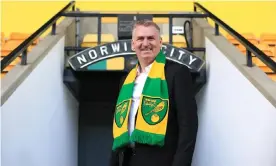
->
[[112, 132, 129, 151], [131, 129, 165, 147]]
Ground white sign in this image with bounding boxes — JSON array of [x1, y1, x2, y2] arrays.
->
[[172, 26, 184, 34]]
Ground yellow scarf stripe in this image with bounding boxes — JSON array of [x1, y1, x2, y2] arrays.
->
[[147, 62, 165, 80], [123, 67, 137, 85]]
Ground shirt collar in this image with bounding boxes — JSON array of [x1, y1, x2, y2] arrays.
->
[[137, 63, 153, 75]]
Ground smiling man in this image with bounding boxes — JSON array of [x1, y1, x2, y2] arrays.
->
[[131, 20, 161, 72], [109, 20, 198, 166]]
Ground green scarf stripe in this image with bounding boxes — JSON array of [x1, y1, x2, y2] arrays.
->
[[143, 78, 168, 99], [155, 51, 166, 63], [116, 83, 135, 104]]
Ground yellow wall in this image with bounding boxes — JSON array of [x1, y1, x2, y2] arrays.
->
[[0, 1, 192, 37], [1, 1, 69, 37], [1, 1, 276, 39], [200, 1, 276, 37]]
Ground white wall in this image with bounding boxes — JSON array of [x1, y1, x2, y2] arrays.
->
[[1, 37, 79, 166], [193, 38, 276, 166]]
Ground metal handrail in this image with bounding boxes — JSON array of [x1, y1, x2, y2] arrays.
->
[[1, 1, 76, 71], [194, 2, 276, 73], [61, 12, 208, 18]]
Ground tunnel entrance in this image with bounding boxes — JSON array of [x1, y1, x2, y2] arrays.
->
[[73, 70, 127, 166]]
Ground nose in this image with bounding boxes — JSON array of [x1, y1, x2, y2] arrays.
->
[[142, 38, 149, 47]]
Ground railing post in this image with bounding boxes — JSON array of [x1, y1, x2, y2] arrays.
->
[[97, 16, 102, 46], [194, 6, 197, 12], [246, 49, 253, 67], [215, 23, 219, 35], [21, 49, 27, 65], [169, 16, 173, 45], [72, 5, 75, 11], [75, 8, 80, 54], [52, 22, 56, 35]]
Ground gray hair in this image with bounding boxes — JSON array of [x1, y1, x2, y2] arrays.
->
[[132, 19, 161, 37]]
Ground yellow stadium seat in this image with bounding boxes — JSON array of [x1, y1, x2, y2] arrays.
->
[[100, 12, 169, 24], [1, 40, 33, 56], [1, 32, 5, 44], [0, 57, 21, 79], [10, 32, 30, 40], [101, 17, 168, 24], [153, 18, 169, 24], [3, 65, 15, 72], [81, 34, 115, 47], [273, 47, 276, 57], [259, 66, 273, 73], [10, 32, 39, 45], [1, 72, 7, 78], [161, 34, 186, 48], [252, 56, 276, 67], [238, 44, 246, 54], [9, 57, 21, 66], [227, 33, 258, 47], [238, 44, 274, 57], [256, 44, 274, 57], [1, 40, 22, 56], [1, 56, 17, 72], [260, 33, 276, 47], [267, 73, 276, 81], [1, 56, 21, 73], [241, 33, 259, 45], [1, 44, 3, 53], [226, 34, 240, 46]]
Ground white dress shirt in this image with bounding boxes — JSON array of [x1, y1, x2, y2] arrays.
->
[[128, 64, 153, 137]]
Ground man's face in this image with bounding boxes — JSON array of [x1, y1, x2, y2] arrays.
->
[[132, 25, 162, 62]]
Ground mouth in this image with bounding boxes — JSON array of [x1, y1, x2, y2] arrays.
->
[[141, 48, 153, 53]]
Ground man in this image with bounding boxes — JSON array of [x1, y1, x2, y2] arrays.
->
[[109, 20, 198, 166]]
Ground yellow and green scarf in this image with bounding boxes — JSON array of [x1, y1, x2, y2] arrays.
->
[[112, 51, 169, 151]]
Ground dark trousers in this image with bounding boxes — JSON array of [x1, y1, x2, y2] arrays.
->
[[121, 147, 136, 166]]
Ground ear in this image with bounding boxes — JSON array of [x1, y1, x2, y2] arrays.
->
[[131, 39, 135, 51], [159, 36, 163, 46]]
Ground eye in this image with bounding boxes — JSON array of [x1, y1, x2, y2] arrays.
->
[[137, 37, 144, 41], [147, 36, 155, 40]]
